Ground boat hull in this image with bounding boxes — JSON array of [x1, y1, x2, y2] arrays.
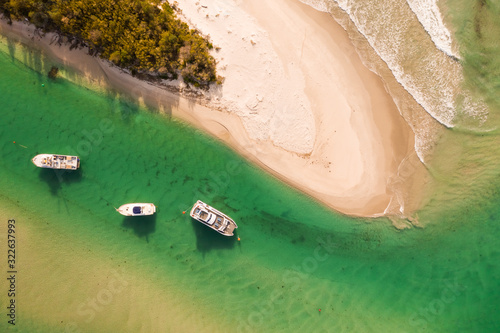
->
[[190, 200, 238, 236], [117, 203, 156, 216], [32, 154, 80, 170]]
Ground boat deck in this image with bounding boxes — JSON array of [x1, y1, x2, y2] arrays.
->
[[35, 154, 79, 169], [199, 211, 209, 220], [224, 221, 236, 235], [191, 201, 238, 236], [213, 214, 236, 235], [51, 155, 79, 169]]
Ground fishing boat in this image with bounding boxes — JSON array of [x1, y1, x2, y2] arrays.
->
[[190, 200, 238, 236], [32, 154, 80, 170], [116, 203, 156, 216]]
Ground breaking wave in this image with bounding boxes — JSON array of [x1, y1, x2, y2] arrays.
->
[[299, 0, 489, 158]]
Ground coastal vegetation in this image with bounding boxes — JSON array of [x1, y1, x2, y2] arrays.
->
[[0, 0, 220, 87]]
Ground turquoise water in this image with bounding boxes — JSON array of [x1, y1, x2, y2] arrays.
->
[[0, 33, 499, 332]]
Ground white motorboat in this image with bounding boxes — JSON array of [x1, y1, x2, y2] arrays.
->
[[32, 154, 80, 170], [116, 203, 156, 216], [190, 200, 238, 236]]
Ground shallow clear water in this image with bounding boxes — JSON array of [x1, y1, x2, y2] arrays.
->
[[0, 16, 499, 333]]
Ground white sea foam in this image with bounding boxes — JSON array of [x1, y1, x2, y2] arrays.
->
[[406, 0, 460, 59], [304, 0, 488, 126], [297, 0, 330, 13], [334, 0, 460, 127], [298, 0, 489, 163]]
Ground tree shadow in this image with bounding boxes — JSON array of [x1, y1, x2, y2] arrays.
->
[[113, 96, 140, 124], [190, 219, 236, 254], [122, 214, 157, 242], [38, 168, 82, 195]]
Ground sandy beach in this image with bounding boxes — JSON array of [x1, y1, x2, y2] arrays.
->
[[0, 0, 420, 217]]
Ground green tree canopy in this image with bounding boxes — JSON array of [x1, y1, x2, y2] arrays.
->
[[1, 0, 220, 87]]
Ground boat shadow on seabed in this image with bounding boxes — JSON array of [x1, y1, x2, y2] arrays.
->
[[38, 168, 82, 195], [122, 214, 157, 242], [190, 219, 237, 254]]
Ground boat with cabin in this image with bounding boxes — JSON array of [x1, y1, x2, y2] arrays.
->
[[190, 200, 238, 236], [32, 154, 80, 170], [116, 203, 156, 216]]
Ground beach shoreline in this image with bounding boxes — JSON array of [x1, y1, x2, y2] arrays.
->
[[0, 0, 424, 218]]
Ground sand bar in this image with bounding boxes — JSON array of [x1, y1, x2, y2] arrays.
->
[[0, 0, 417, 217]]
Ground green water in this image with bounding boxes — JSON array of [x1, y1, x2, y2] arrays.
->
[[0, 33, 499, 332], [445, 0, 500, 117]]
